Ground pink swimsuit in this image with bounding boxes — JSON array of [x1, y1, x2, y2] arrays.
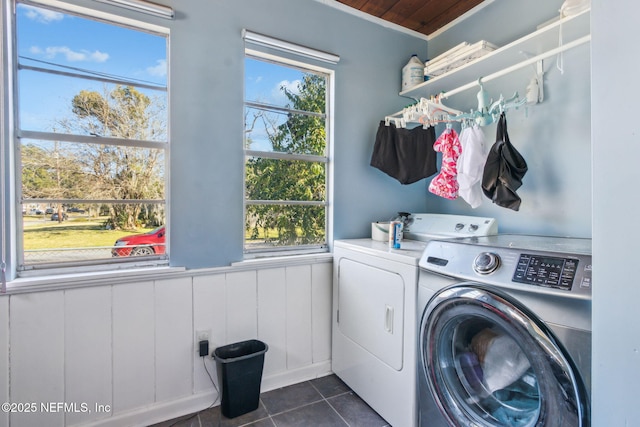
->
[[428, 128, 462, 200]]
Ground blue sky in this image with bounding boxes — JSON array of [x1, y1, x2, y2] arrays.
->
[[17, 3, 310, 151], [245, 57, 307, 151], [17, 3, 167, 132], [18, 5, 167, 82], [245, 57, 303, 107]]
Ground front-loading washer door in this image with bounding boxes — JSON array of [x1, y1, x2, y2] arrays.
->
[[420, 283, 589, 427]]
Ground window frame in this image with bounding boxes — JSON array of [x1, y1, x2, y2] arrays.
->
[[8, 0, 171, 278], [242, 48, 336, 258]]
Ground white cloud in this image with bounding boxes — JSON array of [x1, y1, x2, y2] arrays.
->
[[146, 59, 167, 77], [89, 51, 109, 62], [30, 46, 109, 63], [270, 79, 301, 104], [21, 5, 64, 23], [276, 80, 301, 96]]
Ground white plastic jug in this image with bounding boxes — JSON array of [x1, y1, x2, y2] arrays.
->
[[401, 55, 425, 91]]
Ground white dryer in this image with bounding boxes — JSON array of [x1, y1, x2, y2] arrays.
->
[[332, 214, 497, 427], [417, 235, 592, 427]]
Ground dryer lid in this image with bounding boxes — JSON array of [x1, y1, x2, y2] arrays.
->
[[403, 213, 497, 241]]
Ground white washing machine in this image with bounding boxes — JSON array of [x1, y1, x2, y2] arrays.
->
[[332, 214, 498, 427], [417, 235, 592, 427]]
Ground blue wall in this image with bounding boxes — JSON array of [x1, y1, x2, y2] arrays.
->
[[423, 0, 591, 238], [428, 0, 564, 56], [164, 0, 431, 268]]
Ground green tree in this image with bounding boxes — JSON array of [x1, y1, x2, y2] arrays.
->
[[245, 74, 327, 245], [59, 85, 166, 230], [21, 141, 85, 221], [22, 144, 58, 199]]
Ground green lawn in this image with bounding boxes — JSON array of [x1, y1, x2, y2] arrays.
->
[[23, 216, 319, 250], [23, 216, 154, 250]]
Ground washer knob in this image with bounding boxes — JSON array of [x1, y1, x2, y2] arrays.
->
[[474, 252, 500, 274]]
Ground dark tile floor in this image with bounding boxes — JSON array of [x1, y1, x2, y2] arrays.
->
[[151, 374, 390, 427]]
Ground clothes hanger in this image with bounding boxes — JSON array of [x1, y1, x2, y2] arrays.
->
[[488, 92, 526, 118], [475, 78, 495, 126], [420, 96, 463, 117], [502, 95, 527, 112], [382, 96, 462, 128], [383, 78, 528, 129]]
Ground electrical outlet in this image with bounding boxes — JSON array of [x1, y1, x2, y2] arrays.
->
[[199, 340, 209, 357], [195, 329, 210, 352]]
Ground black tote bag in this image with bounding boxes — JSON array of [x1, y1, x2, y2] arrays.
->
[[481, 113, 528, 211]]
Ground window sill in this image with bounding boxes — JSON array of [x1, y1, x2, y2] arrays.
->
[[1, 253, 335, 295], [3, 266, 187, 295], [232, 252, 333, 269]]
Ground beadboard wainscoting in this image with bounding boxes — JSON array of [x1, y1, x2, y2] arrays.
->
[[0, 258, 333, 427]]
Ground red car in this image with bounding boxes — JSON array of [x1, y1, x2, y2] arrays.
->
[[112, 226, 166, 257]]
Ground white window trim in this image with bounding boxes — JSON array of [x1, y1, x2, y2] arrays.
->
[[243, 37, 336, 258], [93, 0, 174, 20], [1, 0, 8, 290], [21, 0, 170, 34], [242, 30, 340, 65], [6, 0, 170, 280]]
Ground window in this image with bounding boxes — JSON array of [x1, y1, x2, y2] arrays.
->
[[13, 1, 169, 274], [243, 52, 332, 256]]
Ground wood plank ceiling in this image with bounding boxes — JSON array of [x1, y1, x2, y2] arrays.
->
[[335, 0, 485, 36]]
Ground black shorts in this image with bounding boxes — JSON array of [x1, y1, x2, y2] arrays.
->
[[370, 121, 437, 185]]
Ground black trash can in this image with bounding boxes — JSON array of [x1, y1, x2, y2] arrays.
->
[[213, 339, 268, 419]]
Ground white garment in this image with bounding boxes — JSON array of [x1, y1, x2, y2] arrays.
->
[[482, 334, 531, 393], [456, 125, 488, 208]]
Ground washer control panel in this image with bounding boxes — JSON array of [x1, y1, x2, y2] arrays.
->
[[419, 234, 592, 299], [512, 254, 579, 290]]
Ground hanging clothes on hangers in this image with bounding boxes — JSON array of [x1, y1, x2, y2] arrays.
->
[[481, 113, 528, 211], [383, 97, 463, 129], [370, 120, 437, 185], [457, 124, 488, 208], [428, 125, 462, 200]]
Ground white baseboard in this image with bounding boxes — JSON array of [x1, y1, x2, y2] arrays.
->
[[262, 360, 332, 392]]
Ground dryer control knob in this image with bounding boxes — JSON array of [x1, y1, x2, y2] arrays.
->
[[474, 252, 500, 274]]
